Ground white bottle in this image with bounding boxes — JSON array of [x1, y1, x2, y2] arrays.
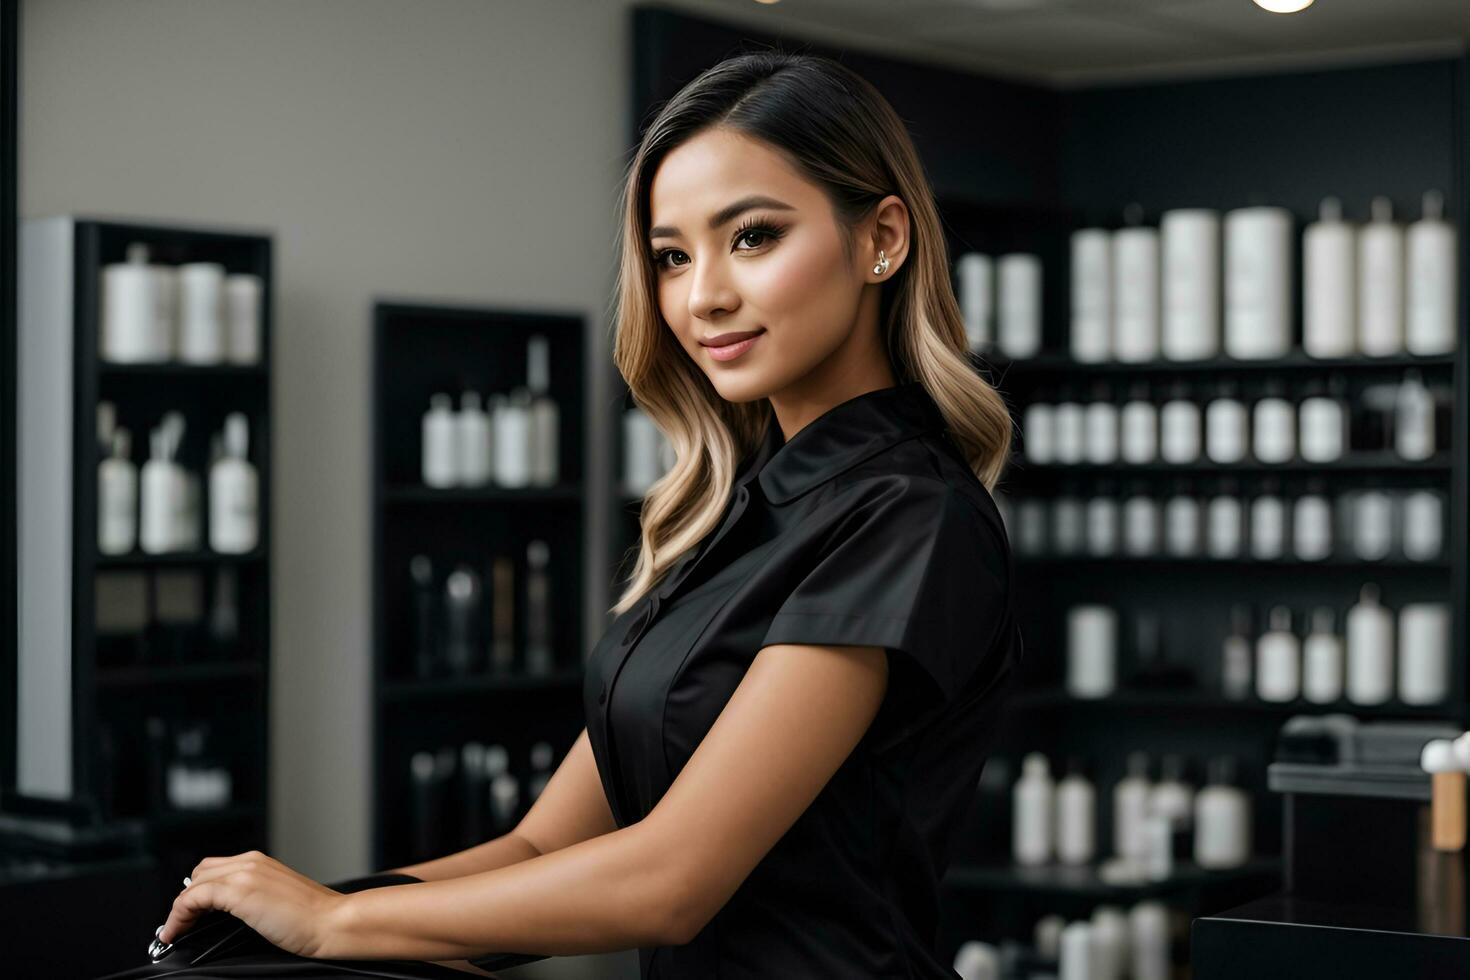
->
[[1358, 197, 1405, 356], [1086, 493, 1119, 556], [953, 941, 999, 980], [1298, 387, 1346, 462], [1113, 752, 1152, 863], [1249, 485, 1287, 560], [494, 389, 534, 487], [1163, 482, 1200, 557], [1206, 487, 1244, 559], [421, 393, 457, 488], [456, 391, 492, 487], [98, 427, 138, 555], [1224, 206, 1293, 359], [1292, 487, 1333, 561], [1303, 197, 1357, 358], [1221, 605, 1253, 700], [1256, 606, 1300, 702], [1406, 190, 1457, 355], [1302, 607, 1344, 704], [1013, 753, 1054, 866], [177, 262, 227, 365], [1398, 602, 1450, 706], [1394, 370, 1435, 461], [1204, 381, 1248, 464], [1161, 208, 1221, 360], [997, 253, 1043, 358], [1119, 387, 1158, 463], [1090, 905, 1129, 980], [1054, 490, 1086, 556], [1113, 211, 1160, 363], [140, 423, 185, 554], [1071, 230, 1111, 363], [1194, 756, 1251, 869], [1129, 901, 1171, 980], [1059, 921, 1094, 980], [1084, 392, 1119, 464], [1053, 396, 1086, 464], [956, 252, 994, 353], [1055, 758, 1096, 865], [1351, 490, 1394, 561], [1149, 755, 1194, 833], [526, 335, 560, 485], [209, 413, 259, 554], [1122, 487, 1159, 556], [1251, 385, 1295, 463], [1159, 386, 1200, 463], [224, 273, 262, 365], [101, 242, 170, 363], [1401, 490, 1444, 561], [1067, 604, 1117, 699], [1022, 402, 1056, 463], [1346, 584, 1394, 705]]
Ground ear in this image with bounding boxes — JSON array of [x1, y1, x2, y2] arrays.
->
[[868, 194, 911, 280]]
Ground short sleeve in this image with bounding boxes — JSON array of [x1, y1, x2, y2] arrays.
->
[[759, 477, 1014, 717]]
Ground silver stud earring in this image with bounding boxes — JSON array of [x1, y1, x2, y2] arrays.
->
[[873, 250, 890, 277]]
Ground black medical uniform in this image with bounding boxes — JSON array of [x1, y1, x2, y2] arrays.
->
[[585, 380, 1025, 979]]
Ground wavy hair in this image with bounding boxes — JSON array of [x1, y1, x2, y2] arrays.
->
[[608, 48, 1013, 616]]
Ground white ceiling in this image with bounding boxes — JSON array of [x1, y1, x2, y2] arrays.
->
[[650, 0, 1470, 88]]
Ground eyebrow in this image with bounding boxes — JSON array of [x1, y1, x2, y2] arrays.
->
[[648, 195, 796, 240]]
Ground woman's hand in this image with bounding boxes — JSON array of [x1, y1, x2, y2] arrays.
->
[[160, 849, 347, 958]]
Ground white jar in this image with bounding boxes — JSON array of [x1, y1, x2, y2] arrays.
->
[[1120, 395, 1158, 463], [1398, 602, 1450, 705], [1205, 390, 1248, 464], [1252, 394, 1295, 463], [1249, 491, 1287, 560], [1206, 493, 1244, 558], [1084, 399, 1119, 464], [1159, 393, 1201, 463], [1401, 490, 1444, 561], [1298, 395, 1345, 462], [1067, 605, 1117, 698], [1022, 403, 1056, 463]]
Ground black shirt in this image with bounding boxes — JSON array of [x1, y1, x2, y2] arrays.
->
[[584, 380, 1024, 979]]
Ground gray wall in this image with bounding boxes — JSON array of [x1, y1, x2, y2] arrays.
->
[[20, 0, 628, 902]]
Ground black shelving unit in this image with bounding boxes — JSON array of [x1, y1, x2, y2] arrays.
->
[[15, 217, 274, 895], [370, 301, 589, 870], [631, 7, 1468, 970]]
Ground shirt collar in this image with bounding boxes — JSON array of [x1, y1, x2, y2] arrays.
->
[[736, 381, 946, 505]]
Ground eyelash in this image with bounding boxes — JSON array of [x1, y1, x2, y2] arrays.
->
[[650, 216, 787, 270]]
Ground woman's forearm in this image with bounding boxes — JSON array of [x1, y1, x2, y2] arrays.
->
[[323, 820, 684, 961], [386, 831, 542, 882]]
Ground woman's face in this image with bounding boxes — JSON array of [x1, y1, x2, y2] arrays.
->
[[647, 126, 887, 406]]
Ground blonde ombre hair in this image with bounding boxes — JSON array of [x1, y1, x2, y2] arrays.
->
[[609, 50, 1013, 616]]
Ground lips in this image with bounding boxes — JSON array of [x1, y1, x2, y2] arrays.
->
[[700, 329, 764, 347]]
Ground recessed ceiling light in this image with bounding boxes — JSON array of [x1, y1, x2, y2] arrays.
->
[[1253, 0, 1315, 12]]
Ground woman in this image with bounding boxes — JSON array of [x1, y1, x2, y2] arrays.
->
[[154, 49, 1023, 979]]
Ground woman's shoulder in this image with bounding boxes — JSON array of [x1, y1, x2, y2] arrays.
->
[[818, 432, 1007, 547]]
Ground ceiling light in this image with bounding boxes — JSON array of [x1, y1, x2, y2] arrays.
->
[[1253, 0, 1315, 12]]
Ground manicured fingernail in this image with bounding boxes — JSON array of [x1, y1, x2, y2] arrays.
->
[[156, 925, 164, 937], [182, 876, 192, 887]]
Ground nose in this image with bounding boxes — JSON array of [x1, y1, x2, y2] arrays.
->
[[686, 254, 738, 323]]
